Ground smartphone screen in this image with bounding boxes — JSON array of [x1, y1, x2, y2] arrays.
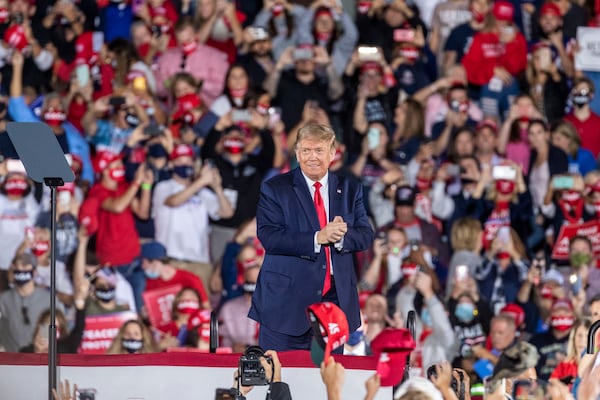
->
[[76, 64, 90, 87]]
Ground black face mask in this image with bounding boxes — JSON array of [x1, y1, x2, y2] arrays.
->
[[121, 338, 143, 354], [147, 143, 168, 159], [13, 269, 33, 286], [572, 92, 591, 108], [173, 165, 194, 179], [125, 113, 140, 128], [461, 177, 477, 185], [243, 281, 256, 294], [95, 287, 116, 303]]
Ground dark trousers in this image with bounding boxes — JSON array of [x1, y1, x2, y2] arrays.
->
[[258, 276, 342, 352]]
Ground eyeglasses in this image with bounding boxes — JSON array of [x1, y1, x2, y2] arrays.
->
[[21, 306, 30, 325]]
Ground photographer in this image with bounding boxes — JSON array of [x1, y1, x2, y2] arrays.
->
[[224, 349, 292, 400]]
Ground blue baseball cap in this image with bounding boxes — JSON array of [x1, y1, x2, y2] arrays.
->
[[141, 241, 167, 260]]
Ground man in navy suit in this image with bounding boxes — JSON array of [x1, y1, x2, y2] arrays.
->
[[249, 123, 374, 351]]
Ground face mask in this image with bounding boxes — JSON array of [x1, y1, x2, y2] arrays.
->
[[32, 241, 50, 257], [550, 315, 574, 332], [455, 302, 476, 323], [177, 300, 200, 315], [399, 47, 419, 63], [421, 308, 432, 327], [147, 143, 168, 159], [229, 87, 247, 99], [243, 281, 256, 294], [144, 269, 160, 279], [181, 40, 198, 56], [173, 165, 194, 179], [4, 178, 28, 196], [13, 269, 33, 286], [495, 179, 515, 195], [316, 31, 332, 42], [272, 3, 284, 17], [0, 8, 9, 24], [125, 113, 140, 128], [43, 109, 66, 127], [570, 252, 592, 268], [137, 42, 151, 58], [471, 9, 486, 23], [562, 190, 582, 205], [416, 177, 432, 192], [121, 338, 143, 354], [572, 92, 590, 108], [109, 166, 126, 182], [223, 138, 245, 154], [95, 287, 116, 303], [461, 177, 477, 185]]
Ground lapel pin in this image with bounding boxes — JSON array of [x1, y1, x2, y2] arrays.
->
[[337, 188, 342, 194]]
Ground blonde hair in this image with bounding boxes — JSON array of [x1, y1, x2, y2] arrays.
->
[[295, 123, 335, 150], [552, 121, 581, 158], [451, 217, 483, 252], [106, 319, 156, 354], [566, 318, 591, 361]]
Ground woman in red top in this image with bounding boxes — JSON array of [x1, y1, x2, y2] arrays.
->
[[550, 318, 591, 388], [462, 0, 527, 119]]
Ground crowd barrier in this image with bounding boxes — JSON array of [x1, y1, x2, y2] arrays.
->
[[0, 351, 393, 399]]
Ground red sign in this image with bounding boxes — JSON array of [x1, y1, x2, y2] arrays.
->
[[142, 285, 182, 329], [552, 220, 600, 259], [79, 311, 138, 354]]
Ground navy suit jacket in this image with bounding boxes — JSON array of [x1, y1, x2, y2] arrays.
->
[[249, 168, 374, 336]]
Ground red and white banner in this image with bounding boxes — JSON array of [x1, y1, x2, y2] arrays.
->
[[79, 311, 138, 354], [552, 220, 600, 259], [142, 284, 182, 329]]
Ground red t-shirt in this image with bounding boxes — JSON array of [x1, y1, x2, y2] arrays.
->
[[564, 112, 600, 158], [87, 182, 140, 266], [145, 269, 209, 304], [550, 360, 577, 386]]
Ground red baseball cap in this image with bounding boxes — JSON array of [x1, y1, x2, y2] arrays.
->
[[476, 118, 498, 134], [307, 302, 349, 364], [57, 182, 76, 194], [540, 3, 562, 18], [492, 1, 514, 22], [170, 144, 195, 160], [360, 61, 383, 75], [4, 24, 28, 51], [500, 303, 525, 327], [370, 328, 416, 387], [93, 150, 121, 174]]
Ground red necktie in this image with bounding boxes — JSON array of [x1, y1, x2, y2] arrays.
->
[[314, 182, 331, 294]]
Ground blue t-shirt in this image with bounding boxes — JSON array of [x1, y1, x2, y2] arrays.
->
[[444, 22, 476, 63]]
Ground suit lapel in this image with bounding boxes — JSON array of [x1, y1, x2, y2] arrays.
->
[[292, 168, 320, 230], [328, 172, 342, 222]]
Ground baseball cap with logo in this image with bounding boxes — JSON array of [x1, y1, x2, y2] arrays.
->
[[371, 328, 416, 387], [540, 3, 562, 18], [170, 143, 195, 160], [93, 150, 121, 174], [500, 303, 525, 327], [307, 302, 349, 365], [492, 0, 514, 22], [395, 185, 416, 206]]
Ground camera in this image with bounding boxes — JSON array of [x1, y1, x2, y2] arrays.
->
[[143, 123, 164, 138], [151, 24, 162, 37], [427, 366, 465, 400], [239, 346, 272, 386]]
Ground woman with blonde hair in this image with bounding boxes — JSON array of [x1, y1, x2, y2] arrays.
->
[[446, 217, 483, 294], [550, 318, 591, 388], [551, 121, 597, 176], [107, 319, 156, 354]]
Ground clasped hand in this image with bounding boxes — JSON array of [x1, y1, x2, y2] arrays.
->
[[317, 216, 347, 245]]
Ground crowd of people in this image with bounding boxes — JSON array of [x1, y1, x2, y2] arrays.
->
[[1, 0, 600, 398]]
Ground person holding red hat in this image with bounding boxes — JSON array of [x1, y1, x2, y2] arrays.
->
[[152, 143, 233, 292], [86, 150, 154, 311], [462, 0, 527, 119], [529, 298, 576, 380]]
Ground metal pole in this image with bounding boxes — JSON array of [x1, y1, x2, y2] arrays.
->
[[48, 184, 58, 400], [587, 320, 600, 354]]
